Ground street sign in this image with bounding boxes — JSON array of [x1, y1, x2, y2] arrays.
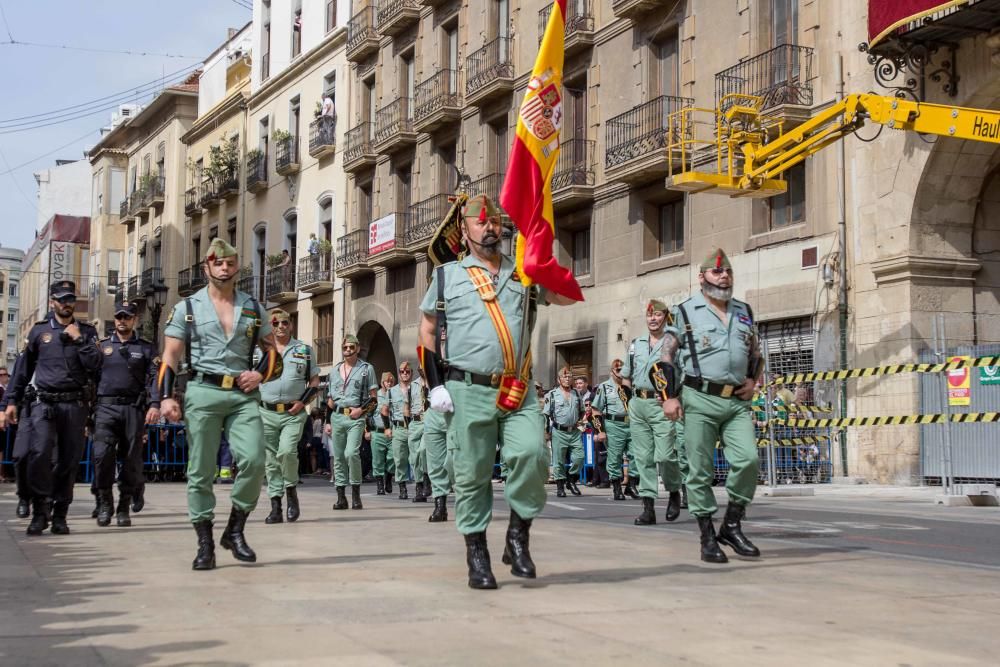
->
[[980, 366, 1000, 386], [948, 355, 971, 406]]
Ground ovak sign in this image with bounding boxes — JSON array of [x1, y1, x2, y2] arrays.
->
[[368, 214, 397, 254], [947, 356, 971, 407], [980, 366, 1000, 386]]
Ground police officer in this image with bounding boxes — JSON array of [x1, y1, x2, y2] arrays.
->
[[157, 239, 281, 570], [621, 299, 684, 526], [591, 358, 631, 501], [388, 361, 414, 500], [259, 308, 320, 524], [545, 366, 584, 497], [406, 362, 430, 503], [371, 371, 395, 495], [326, 333, 377, 511], [421, 364, 454, 522], [92, 301, 159, 528], [417, 193, 574, 589], [661, 248, 763, 563], [3, 280, 101, 535]]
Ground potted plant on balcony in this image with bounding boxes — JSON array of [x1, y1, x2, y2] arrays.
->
[[138, 172, 157, 194], [318, 238, 333, 256], [271, 128, 292, 144], [314, 101, 322, 119]]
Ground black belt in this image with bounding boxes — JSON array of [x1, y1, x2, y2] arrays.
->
[[196, 373, 242, 390], [37, 390, 85, 403], [683, 376, 740, 399], [446, 367, 500, 387], [607, 415, 629, 423], [331, 406, 354, 416], [97, 396, 140, 406], [552, 423, 577, 433], [261, 401, 297, 413], [633, 389, 658, 399], [409, 414, 423, 423], [392, 420, 408, 427]]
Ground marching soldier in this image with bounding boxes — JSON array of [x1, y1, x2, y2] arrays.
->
[[660, 248, 764, 563], [545, 367, 584, 497], [371, 371, 395, 495], [326, 333, 377, 510], [417, 193, 574, 589], [388, 361, 414, 500], [406, 362, 430, 503], [91, 302, 159, 528], [591, 358, 631, 501], [621, 299, 684, 526], [259, 309, 320, 524], [2, 281, 101, 535], [421, 365, 454, 522], [157, 239, 282, 570]]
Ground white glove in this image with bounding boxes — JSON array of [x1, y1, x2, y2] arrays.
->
[[429, 386, 454, 413]]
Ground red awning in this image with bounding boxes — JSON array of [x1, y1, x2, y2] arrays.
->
[[868, 0, 971, 47]]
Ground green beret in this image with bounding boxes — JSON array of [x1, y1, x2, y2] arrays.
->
[[646, 299, 668, 315], [343, 334, 360, 346], [700, 247, 732, 271], [463, 194, 501, 220], [205, 237, 238, 261], [269, 308, 290, 322]]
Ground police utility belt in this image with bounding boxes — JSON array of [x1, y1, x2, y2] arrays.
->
[[37, 390, 85, 403], [97, 395, 142, 406]]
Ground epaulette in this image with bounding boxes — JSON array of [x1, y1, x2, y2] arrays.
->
[[98, 336, 111, 344]]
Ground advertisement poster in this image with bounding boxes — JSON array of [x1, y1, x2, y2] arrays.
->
[[947, 355, 971, 406], [368, 213, 396, 254]]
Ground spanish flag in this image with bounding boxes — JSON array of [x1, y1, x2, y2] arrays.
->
[[500, 0, 584, 303]]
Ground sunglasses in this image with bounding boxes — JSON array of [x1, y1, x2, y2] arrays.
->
[[114, 313, 135, 320], [342, 345, 357, 351], [399, 368, 411, 373], [272, 320, 290, 327], [707, 267, 733, 276]]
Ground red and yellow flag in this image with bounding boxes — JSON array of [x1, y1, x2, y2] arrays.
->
[[500, 0, 584, 303]]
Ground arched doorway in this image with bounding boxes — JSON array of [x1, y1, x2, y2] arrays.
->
[[973, 165, 1000, 344], [357, 320, 396, 381]]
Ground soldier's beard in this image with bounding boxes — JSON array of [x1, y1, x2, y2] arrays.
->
[[702, 283, 733, 302]]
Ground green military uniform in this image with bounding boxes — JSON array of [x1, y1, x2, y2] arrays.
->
[[370, 388, 393, 479], [259, 336, 317, 499], [389, 383, 411, 484], [622, 332, 683, 499], [544, 386, 583, 481], [670, 286, 759, 518], [406, 376, 427, 484], [163, 280, 271, 524], [591, 379, 630, 480], [419, 253, 547, 536], [422, 407, 455, 498], [327, 354, 376, 487]]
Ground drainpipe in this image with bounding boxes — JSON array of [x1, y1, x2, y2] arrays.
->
[[239, 94, 250, 265], [836, 53, 849, 477]]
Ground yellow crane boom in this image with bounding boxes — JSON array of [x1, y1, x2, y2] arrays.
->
[[665, 93, 1000, 198]]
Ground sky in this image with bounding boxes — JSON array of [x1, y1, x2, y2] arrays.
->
[[0, 0, 252, 253]]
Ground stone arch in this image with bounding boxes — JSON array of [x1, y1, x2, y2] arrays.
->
[[357, 319, 396, 381], [972, 164, 1000, 343]]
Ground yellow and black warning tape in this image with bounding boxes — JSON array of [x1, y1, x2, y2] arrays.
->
[[777, 412, 1000, 428], [754, 435, 831, 448], [770, 356, 1000, 386], [784, 403, 835, 414]]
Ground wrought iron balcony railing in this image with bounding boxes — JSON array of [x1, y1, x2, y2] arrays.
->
[[414, 69, 461, 122], [538, 0, 594, 42], [190, 263, 207, 291], [265, 266, 297, 300], [347, 6, 379, 59], [199, 179, 219, 207], [140, 267, 163, 294], [468, 172, 504, 204], [119, 198, 130, 219], [466, 37, 514, 98], [275, 136, 300, 173], [217, 170, 239, 198], [177, 269, 192, 295], [298, 253, 334, 289], [375, 0, 420, 34], [149, 175, 166, 206], [309, 117, 337, 157], [184, 186, 200, 215], [405, 193, 451, 246], [715, 44, 814, 114], [374, 97, 414, 144], [552, 138, 596, 191], [605, 95, 694, 169], [236, 266, 262, 300], [336, 229, 370, 272], [344, 122, 375, 163], [126, 275, 139, 302], [246, 153, 268, 191]]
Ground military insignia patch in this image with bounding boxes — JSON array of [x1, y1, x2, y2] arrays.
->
[[41, 333, 53, 344], [165, 308, 174, 325], [738, 313, 751, 325], [103, 345, 113, 356], [240, 307, 258, 319], [246, 325, 255, 339]]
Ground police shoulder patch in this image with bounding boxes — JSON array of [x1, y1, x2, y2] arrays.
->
[[103, 345, 114, 356], [41, 332, 53, 344]]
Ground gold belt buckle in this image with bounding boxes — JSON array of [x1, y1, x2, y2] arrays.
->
[[343, 407, 352, 416], [276, 403, 285, 413], [720, 384, 734, 398], [490, 373, 500, 387], [221, 375, 235, 389]]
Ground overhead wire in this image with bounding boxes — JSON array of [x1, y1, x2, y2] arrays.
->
[[0, 39, 202, 60], [0, 126, 101, 176], [0, 1, 14, 41]]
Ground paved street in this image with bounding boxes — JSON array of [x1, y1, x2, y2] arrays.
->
[[2, 480, 999, 666]]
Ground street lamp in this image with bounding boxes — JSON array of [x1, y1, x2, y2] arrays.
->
[[149, 283, 169, 348]]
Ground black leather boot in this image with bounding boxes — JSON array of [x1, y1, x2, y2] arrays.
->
[[265, 496, 283, 524], [428, 495, 447, 522], [612, 479, 625, 501], [96, 489, 114, 527], [384, 472, 393, 494], [192, 521, 216, 570], [116, 494, 132, 527], [624, 476, 639, 499], [464, 532, 498, 590], [16, 497, 30, 519], [50, 503, 70, 535], [91, 495, 100, 519], [376, 477, 385, 495], [398, 481, 408, 500], [556, 480, 566, 498], [332, 485, 349, 510], [131, 484, 145, 513], [351, 484, 363, 509], [697, 516, 729, 563], [665, 491, 681, 522], [412, 481, 427, 503], [567, 474, 582, 496], [717, 502, 760, 557], [680, 485, 689, 509], [26, 499, 48, 536], [502, 510, 536, 578], [285, 486, 300, 522], [220, 507, 257, 562], [634, 497, 656, 525]]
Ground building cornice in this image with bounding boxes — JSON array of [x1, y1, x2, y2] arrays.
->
[[181, 89, 249, 145], [871, 254, 982, 287]]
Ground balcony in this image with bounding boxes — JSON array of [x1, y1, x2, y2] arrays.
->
[[275, 136, 301, 175], [335, 229, 372, 280], [149, 176, 165, 208], [344, 122, 377, 173], [265, 267, 297, 303], [373, 98, 417, 154], [367, 212, 411, 268], [190, 263, 207, 292], [115, 282, 127, 307], [140, 267, 163, 296], [177, 269, 193, 296], [611, 0, 660, 20], [539, 0, 595, 56], [468, 172, 504, 204], [217, 171, 239, 200], [715, 44, 814, 127], [413, 69, 462, 133], [126, 275, 139, 303], [236, 267, 263, 301], [297, 253, 334, 293], [418, 0, 448, 6], [246, 153, 268, 193], [308, 117, 337, 159], [346, 6, 379, 62], [199, 179, 220, 208], [552, 138, 596, 210], [375, 0, 419, 36], [405, 193, 450, 251], [315, 334, 335, 366], [119, 197, 134, 223], [604, 94, 694, 185], [465, 37, 515, 107]]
